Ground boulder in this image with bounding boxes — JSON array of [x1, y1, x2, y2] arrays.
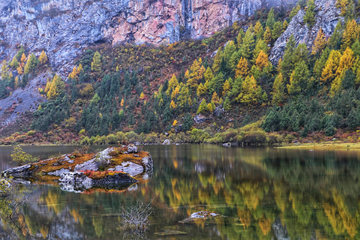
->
[[163, 139, 171, 145], [214, 107, 224, 117], [127, 145, 138, 153], [2, 164, 32, 177], [109, 161, 144, 177], [222, 143, 231, 148], [179, 211, 220, 224], [74, 159, 99, 172], [194, 114, 208, 124]]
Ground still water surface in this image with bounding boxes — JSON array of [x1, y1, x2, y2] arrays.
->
[[1, 145, 360, 239]]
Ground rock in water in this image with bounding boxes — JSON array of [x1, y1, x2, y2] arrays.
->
[[2, 164, 32, 178], [59, 172, 93, 193], [48, 168, 70, 176], [163, 139, 171, 145], [223, 143, 231, 148], [74, 159, 99, 172]]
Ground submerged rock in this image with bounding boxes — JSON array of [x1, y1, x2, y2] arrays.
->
[[223, 143, 231, 148], [179, 211, 221, 224]]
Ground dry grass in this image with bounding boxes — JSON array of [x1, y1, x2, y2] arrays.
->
[[278, 142, 360, 150]]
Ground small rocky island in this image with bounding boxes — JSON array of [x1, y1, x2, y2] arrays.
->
[[2, 145, 153, 193]]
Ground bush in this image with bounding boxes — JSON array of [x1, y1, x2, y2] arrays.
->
[[11, 145, 36, 166], [243, 130, 268, 145]]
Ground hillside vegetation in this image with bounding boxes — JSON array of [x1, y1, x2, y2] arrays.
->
[[1, 1, 360, 146]]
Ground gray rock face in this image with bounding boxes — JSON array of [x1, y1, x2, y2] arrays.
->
[[272, 218, 289, 240], [194, 114, 212, 124], [270, 0, 341, 65], [0, 0, 295, 75]]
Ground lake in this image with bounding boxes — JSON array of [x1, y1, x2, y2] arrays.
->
[[1, 145, 360, 239]]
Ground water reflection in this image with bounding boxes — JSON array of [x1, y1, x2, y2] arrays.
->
[[1, 145, 360, 239]]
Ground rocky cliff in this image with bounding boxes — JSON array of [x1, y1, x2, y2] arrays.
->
[[0, 0, 295, 74], [269, 0, 341, 65]]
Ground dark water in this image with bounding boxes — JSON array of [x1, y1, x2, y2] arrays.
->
[[2, 145, 360, 239]]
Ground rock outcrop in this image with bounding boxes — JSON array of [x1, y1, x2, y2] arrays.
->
[[270, 0, 341, 65], [0, 0, 296, 75]]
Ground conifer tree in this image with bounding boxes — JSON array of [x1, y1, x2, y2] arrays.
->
[[252, 40, 268, 63], [352, 39, 360, 57], [10, 56, 19, 69], [239, 30, 255, 59], [223, 97, 231, 110], [212, 47, 222, 73], [303, 0, 315, 27], [222, 79, 231, 96], [342, 19, 360, 50], [287, 61, 310, 97], [336, 47, 355, 75], [15, 46, 25, 61], [91, 51, 102, 75], [313, 47, 331, 79], [321, 50, 341, 83], [187, 58, 205, 90], [211, 92, 220, 104], [264, 27, 272, 45], [254, 21, 264, 39], [197, 83, 207, 97], [236, 76, 262, 105], [166, 74, 179, 95], [197, 99, 208, 114], [272, 73, 286, 105], [24, 54, 37, 74], [223, 41, 236, 69], [236, 29, 245, 48], [47, 74, 65, 100], [235, 57, 249, 79], [229, 51, 241, 70], [20, 53, 26, 64], [312, 28, 326, 55], [170, 100, 177, 110], [293, 43, 308, 65], [283, 20, 289, 31], [328, 21, 343, 49], [281, 35, 296, 79], [1, 60, 10, 80], [266, 8, 275, 29], [272, 22, 283, 40], [39, 51, 48, 64], [289, 4, 301, 20], [256, 51, 270, 72]]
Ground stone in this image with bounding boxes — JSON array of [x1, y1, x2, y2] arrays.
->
[[163, 139, 171, 145], [270, 0, 341, 65], [67, 160, 74, 164], [214, 107, 224, 117], [223, 143, 231, 148], [2, 164, 31, 177], [127, 145, 138, 153], [113, 162, 144, 177], [48, 168, 70, 176], [133, 154, 139, 157], [194, 114, 207, 124], [179, 211, 220, 224], [74, 160, 99, 172]]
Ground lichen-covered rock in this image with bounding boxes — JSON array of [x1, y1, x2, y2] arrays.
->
[[270, 0, 341, 65], [109, 161, 144, 177], [163, 139, 171, 145], [0, 0, 295, 75]]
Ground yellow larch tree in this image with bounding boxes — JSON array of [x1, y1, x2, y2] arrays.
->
[[197, 83, 207, 97], [321, 50, 342, 84], [342, 19, 360, 49], [236, 76, 262, 105], [211, 92, 220, 104], [166, 74, 179, 95], [255, 51, 270, 72], [312, 28, 327, 55], [187, 58, 205, 90], [222, 79, 231, 96], [212, 47, 223, 73], [264, 27, 272, 45], [46, 74, 65, 100], [140, 92, 145, 99], [336, 47, 355, 76], [20, 53, 26, 64], [39, 50, 48, 64], [235, 57, 249, 79], [170, 100, 177, 109], [120, 98, 124, 107]]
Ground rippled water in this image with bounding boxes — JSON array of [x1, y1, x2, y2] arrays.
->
[[1, 145, 360, 239]]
